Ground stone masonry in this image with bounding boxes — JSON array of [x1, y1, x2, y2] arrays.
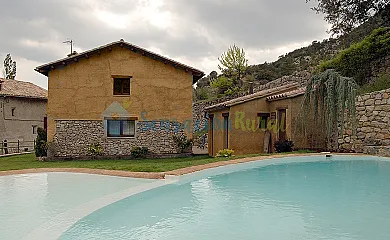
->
[[50, 120, 189, 159], [339, 88, 390, 157]]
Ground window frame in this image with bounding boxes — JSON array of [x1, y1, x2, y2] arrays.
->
[[32, 125, 37, 134], [257, 113, 270, 130], [106, 119, 136, 138], [113, 76, 131, 96]]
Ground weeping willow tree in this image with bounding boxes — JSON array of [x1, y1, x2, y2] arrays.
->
[[299, 69, 358, 150]]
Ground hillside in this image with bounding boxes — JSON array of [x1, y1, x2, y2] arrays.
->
[[245, 5, 390, 83], [194, 6, 390, 102]]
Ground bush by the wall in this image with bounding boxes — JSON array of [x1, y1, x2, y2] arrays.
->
[[216, 149, 234, 157], [131, 147, 149, 158], [274, 140, 294, 153], [87, 143, 103, 156], [173, 135, 193, 153], [35, 127, 47, 157]]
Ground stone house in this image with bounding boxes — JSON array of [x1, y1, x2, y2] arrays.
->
[[205, 83, 312, 156], [35, 39, 204, 159], [0, 79, 47, 154]]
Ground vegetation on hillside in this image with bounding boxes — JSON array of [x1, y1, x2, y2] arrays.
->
[[360, 73, 390, 94], [193, 4, 390, 102], [318, 27, 390, 86]]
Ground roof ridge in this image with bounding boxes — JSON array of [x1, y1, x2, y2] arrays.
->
[[205, 83, 299, 111], [35, 39, 205, 83]]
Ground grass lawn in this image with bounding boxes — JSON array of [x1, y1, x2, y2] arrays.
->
[[0, 151, 313, 173]]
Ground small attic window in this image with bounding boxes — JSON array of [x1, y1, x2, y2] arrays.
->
[[113, 77, 131, 95]]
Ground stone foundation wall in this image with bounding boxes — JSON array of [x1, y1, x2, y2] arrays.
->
[[339, 88, 390, 157], [49, 120, 189, 159]]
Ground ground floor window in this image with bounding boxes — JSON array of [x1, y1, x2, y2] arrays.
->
[[107, 120, 135, 137]]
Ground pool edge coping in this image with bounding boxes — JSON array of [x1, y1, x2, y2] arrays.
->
[[0, 153, 386, 179]]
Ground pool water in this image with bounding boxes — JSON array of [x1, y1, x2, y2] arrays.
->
[[60, 156, 390, 240], [0, 172, 161, 240]]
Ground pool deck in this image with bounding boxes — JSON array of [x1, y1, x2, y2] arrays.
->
[[0, 153, 374, 179]]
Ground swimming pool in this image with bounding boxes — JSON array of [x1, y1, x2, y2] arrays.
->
[[2, 155, 390, 240], [60, 155, 390, 240], [0, 172, 164, 240]]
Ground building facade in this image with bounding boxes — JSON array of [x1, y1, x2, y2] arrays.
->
[[0, 79, 47, 154], [35, 39, 204, 159], [205, 83, 314, 156]]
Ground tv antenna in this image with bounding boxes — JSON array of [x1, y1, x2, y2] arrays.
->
[[63, 39, 74, 55]]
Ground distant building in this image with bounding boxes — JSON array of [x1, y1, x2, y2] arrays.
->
[[0, 79, 47, 153], [35, 39, 204, 159]]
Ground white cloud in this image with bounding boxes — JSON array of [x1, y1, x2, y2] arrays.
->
[[0, 0, 330, 89]]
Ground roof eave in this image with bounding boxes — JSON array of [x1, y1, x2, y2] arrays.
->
[[35, 40, 205, 82]]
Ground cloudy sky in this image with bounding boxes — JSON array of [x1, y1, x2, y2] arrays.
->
[[0, 0, 329, 89]]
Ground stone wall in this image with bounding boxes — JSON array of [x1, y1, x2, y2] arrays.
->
[[339, 88, 390, 157], [49, 120, 188, 159]]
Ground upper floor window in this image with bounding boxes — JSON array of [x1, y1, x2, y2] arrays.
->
[[11, 108, 15, 116], [113, 77, 131, 95], [32, 125, 37, 134]]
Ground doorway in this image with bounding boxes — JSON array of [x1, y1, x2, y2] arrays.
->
[[278, 109, 287, 141]]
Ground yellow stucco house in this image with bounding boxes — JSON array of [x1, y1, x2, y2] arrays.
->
[[35, 39, 204, 159], [205, 83, 312, 156]]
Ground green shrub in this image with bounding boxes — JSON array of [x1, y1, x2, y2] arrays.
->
[[274, 140, 294, 153], [210, 76, 234, 94], [35, 127, 47, 157], [359, 73, 390, 94], [87, 143, 103, 156], [216, 149, 234, 157], [317, 27, 390, 86], [173, 135, 193, 153], [194, 87, 210, 101], [131, 147, 149, 158]]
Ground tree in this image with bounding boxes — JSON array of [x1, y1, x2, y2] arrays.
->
[[307, 0, 390, 35], [218, 44, 248, 86], [300, 69, 358, 150], [35, 127, 47, 157], [3, 54, 16, 79]]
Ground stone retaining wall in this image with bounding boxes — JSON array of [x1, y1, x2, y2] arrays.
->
[[49, 120, 189, 159], [339, 88, 390, 157]]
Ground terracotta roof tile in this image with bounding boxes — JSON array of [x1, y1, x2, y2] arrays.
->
[[266, 87, 306, 101], [205, 83, 299, 112], [0, 78, 47, 99]]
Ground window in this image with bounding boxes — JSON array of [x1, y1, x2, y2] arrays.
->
[[113, 77, 131, 95], [107, 120, 135, 137], [11, 108, 15, 116], [222, 113, 229, 149], [258, 113, 270, 129], [32, 125, 37, 134]]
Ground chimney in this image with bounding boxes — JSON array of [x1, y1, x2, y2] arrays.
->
[[0, 80, 4, 91], [249, 82, 254, 94]]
